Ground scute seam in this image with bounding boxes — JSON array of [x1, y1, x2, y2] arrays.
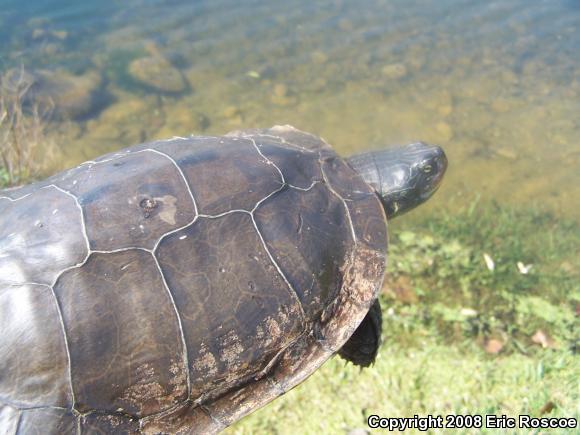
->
[[199, 405, 226, 431], [151, 253, 192, 400], [238, 133, 316, 154], [44, 185, 90, 412], [246, 137, 307, 326], [16, 245, 194, 417], [254, 331, 307, 382], [319, 163, 357, 243], [13, 410, 22, 435], [0, 400, 68, 412], [0, 193, 32, 202], [1, 133, 375, 430], [48, 285, 77, 411], [70, 145, 204, 408], [1, 185, 90, 412], [145, 148, 199, 216]]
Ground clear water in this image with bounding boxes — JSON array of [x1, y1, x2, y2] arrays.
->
[[1, 0, 579, 219]]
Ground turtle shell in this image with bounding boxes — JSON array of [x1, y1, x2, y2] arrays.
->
[[0, 125, 387, 434]]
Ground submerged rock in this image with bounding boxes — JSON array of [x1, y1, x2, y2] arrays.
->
[[31, 28, 68, 41], [2, 68, 104, 120], [127, 43, 189, 94]]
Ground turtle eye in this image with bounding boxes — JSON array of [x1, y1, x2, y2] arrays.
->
[[422, 164, 432, 173]]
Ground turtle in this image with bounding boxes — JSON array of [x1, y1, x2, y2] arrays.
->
[[0, 125, 447, 434]]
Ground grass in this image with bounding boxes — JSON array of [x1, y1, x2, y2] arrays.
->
[[227, 201, 579, 434], [0, 66, 55, 188]]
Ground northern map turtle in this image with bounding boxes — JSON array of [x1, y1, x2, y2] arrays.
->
[[0, 125, 447, 433]]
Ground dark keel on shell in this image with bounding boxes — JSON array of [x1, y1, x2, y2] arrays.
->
[[0, 126, 388, 434]]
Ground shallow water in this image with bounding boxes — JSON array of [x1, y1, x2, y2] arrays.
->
[[1, 0, 579, 219]]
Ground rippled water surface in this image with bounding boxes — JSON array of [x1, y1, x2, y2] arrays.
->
[[1, 0, 579, 218]]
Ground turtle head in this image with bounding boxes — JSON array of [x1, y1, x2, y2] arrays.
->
[[346, 142, 447, 219]]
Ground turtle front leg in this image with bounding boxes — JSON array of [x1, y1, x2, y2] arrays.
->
[[338, 299, 382, 367]]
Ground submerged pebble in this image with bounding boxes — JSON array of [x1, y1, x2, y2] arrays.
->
[[223, 106, 242, 119], [310, 51, 328, 64], [435, 122, 453, 142], [437, 105, 453, 117], [494, 147, 519, 160], [273, 83, 288, 98], [381, 63, 408, 79], [491, 98, 513, 113]]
